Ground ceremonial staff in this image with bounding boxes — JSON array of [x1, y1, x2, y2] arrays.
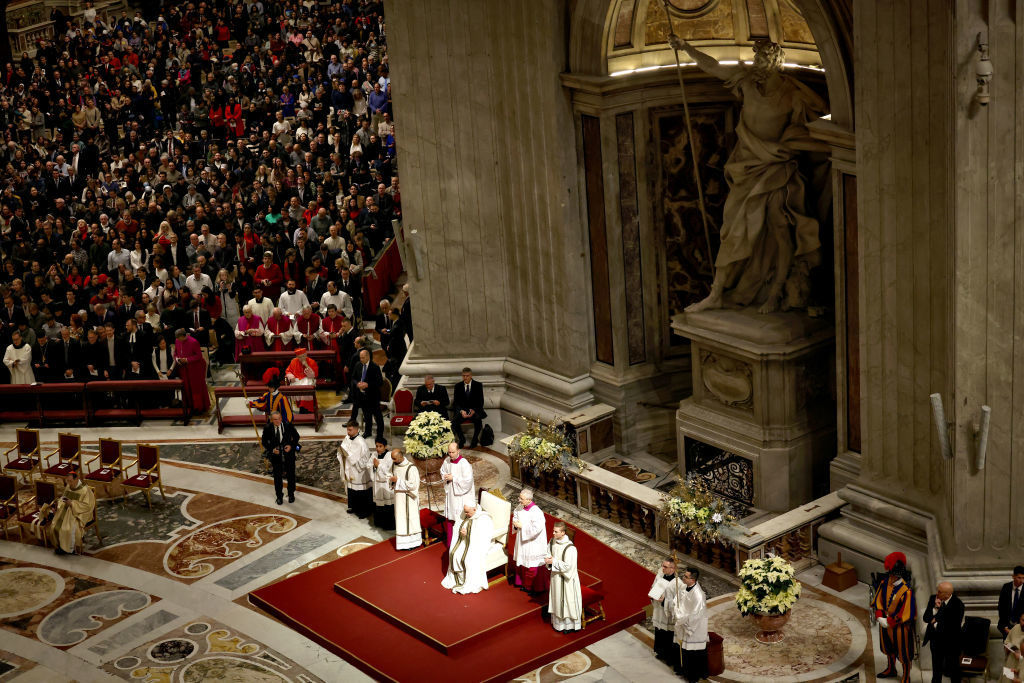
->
[[661, 0, 715, 272], [235, 367, 270, 471]]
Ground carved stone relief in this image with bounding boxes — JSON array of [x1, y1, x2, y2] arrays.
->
[[700, 350, 753, 409]]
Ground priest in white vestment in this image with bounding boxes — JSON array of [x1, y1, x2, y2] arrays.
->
[[441, 502, 493, 594], [390, 449, 422, 550], [674, 566, 709, 681], [650, 558, 680, 665], [3, 330, 35, 384], [545, 522, 582, 632], [51, 469, 96, 554], [371, 437, 395, 530], [440, 442, 474, 547], [338, 421, 373, 518], [512, 488, 549, 594]]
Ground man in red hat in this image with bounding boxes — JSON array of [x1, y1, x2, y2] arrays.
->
[[285, 348, 318, 413], [873, 551, 916, 682]]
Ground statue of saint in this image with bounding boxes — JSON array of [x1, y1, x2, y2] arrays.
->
[[669, 37, 828, 314]]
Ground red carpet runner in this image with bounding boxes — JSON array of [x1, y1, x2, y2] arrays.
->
[[249, 517, 654, 682]]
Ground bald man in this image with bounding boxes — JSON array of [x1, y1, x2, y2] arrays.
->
[[922, 581, 964, 683]]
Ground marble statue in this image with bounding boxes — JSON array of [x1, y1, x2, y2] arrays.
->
[[669, 37, 828, 314]]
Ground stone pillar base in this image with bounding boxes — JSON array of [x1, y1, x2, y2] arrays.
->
[[671, 309, 836, 512]]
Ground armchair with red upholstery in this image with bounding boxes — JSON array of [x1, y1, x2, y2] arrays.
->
[[42, 433, 83, 483], [83, 438, 124, 500], [17, 480, 57, 547], [390, 388, 414, 433], [122, 444, 166, 508], [0, 475, 21, 541], [3, 428, 41, 484]]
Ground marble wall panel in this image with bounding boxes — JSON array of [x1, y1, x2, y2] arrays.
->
[[615, 113, 647, 365], [584, 115, 614, 366]]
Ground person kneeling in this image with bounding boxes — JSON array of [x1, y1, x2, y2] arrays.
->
[[441, 502, 493, 594], [546, 522, 583, 633]]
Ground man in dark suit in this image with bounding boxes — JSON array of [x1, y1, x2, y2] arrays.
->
[[338, 266, 361, 321], [185, 300, 212, 348], [121, 318, 149, 379], [922, 581, 964, 683], [49, 327, 82, 381], [260, 410, 301, 504], [999, 566, 1024, 637], [349, 348, 383, 440], [414, 374, 449, 415], [452, 366, 486, 448]]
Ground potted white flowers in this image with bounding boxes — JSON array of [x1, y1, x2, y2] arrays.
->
[[403, 412, 456, 465], [734, 556, 802, 643]]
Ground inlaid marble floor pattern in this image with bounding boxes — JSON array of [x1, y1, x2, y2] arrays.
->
[[0, 434, 877, 682]]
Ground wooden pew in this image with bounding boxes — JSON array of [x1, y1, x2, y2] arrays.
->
[[0, 383, 87, 425], [239, 350, 338, 389], [213, 384, 324, 433], [84, 380, 190, 425]]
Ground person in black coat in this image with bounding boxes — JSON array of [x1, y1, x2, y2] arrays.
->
[[261, 410, 301, 505], [922, 581, 964, 683], [48, 327, 82, 381], [452, 367, 487, 448], [999, 566, 1024, 637], [349, 348, 384, 440], [414, 375, 449, 415], [121, 318, 149, 379], [184, 300, 213, 347]]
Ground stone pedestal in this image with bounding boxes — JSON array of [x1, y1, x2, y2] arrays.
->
[[672, 310, 836, 512]]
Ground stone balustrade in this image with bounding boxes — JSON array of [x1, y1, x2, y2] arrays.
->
[[7, 0, 127, 56], [509, 441, 844, 578]]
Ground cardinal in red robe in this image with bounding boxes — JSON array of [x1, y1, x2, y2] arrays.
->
[[285, 348, 319, 413], [294, 307, 322, 350], [264, 308, 294, 351], [174, 329, 211, 414]]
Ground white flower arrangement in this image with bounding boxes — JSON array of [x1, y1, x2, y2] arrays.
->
[[403, 411, 456, 460], [507, 419, 586, 473], [661, 476, 734, 543], [734, 556, 802, 616]]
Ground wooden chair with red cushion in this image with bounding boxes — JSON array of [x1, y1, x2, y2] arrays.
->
[[3, 428, 41, 484], [581, 586, 606, 627], [389, 388, 414, 433], [17, 480, 57, 547], [0, 475, 22, 541], [122, 444, 166, 509], [83, 438, 124, 500], [420, 508, 446, 546], [42, 433, 83, 484]]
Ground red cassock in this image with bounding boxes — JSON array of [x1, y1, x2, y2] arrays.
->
[[319, 314, 345, 365], [264, 315, 293, 351], [254, 263, 284, 300], [285, 356, 319, 412], [295, 313, 322, 349], [174, 335, 210, 414]]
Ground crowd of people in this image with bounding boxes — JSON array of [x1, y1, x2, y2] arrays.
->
[[0, 0, 409, 408]]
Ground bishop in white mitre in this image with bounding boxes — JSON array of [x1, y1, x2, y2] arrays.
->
[[441, 502, 494, 594], [390, 449, 422, 550], [545, 521, 583, 632], [440, 441, 475, 547], [512, 488, 548, 594]]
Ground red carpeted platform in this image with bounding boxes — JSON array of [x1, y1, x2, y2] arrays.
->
[[333, 542, 602, 654], [249, 516, 654, 683]]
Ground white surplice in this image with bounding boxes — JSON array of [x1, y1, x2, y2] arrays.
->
[[512, 503, 547, 568], [372, 455, 394, 505], [650, 571, 678, 631], [548, 536, 583, 631], [674, 581, 708, 650], [3, 343, 34, 384], [439, 455, 474, 522], [392, 460, 422, 550], [338, 434, 373, 490], [441, 509, 493, 594]]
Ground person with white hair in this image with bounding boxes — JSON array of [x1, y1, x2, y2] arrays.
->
[[441, 501, 494, 594], [264, 307, 294, 351], [234, 305, 266, 359], [440, 442, 475, 547], [512, 488, 549, 595]]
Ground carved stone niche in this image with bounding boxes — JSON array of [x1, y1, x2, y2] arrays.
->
[[672, 309, 836, 511]]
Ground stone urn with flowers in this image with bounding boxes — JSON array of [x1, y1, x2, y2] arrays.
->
[[734, 556, 802, 643]]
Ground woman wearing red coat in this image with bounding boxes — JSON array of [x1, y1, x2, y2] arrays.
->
[[254, 252, 284, 301], [224, 98, 244, 138]]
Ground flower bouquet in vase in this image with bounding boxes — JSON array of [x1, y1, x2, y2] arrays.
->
[[661, 476, 734, 544], [734, 556, 802, 643], [507, 419, 586, 493], [403, 411, 456, 475]]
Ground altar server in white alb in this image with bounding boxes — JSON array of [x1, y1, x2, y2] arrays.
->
[[441, 501, 494, 594], [649, 558, 680, 665], [545, 521, 583, 632], [440, 442, 475, 547], [371, 437, 395, 530], [389, 449, 422, 550], [512, 488, 549, 595], [674, 566, 709, 682], [338, 421, 374, 518]]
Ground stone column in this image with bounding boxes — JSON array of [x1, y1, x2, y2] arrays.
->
[[385, 0, 595, 427]]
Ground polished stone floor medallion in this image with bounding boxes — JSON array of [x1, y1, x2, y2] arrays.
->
[[163, 514, 299, 579], [0, 568, 65, 619], [512, 648, 609, 682], [706, 594, 866, 682], [36, 589, 151, 647]]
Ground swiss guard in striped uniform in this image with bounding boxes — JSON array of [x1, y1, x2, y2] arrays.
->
[[248, 368, 294, 423], [874, 551, 916, 682]]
